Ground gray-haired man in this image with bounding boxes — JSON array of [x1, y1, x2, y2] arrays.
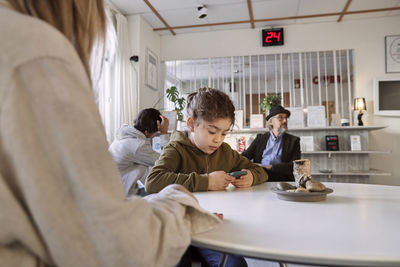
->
[[242, 105, 301, 181]]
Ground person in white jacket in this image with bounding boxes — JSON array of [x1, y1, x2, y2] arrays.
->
[[109, 108, 170, 196], [0, 1, 220, 267]]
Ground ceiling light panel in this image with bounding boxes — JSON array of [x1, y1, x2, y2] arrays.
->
[[348, 0, 400, 11], [252, 0, 299, 19], [297, 0, 347, 15]]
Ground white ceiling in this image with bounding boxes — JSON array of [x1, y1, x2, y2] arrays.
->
[[109, 0, 400, 35]]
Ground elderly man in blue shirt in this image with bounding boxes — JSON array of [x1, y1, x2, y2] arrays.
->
[[242, 105, 301, 181]]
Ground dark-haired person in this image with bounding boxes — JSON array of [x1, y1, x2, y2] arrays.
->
[[242, 105, 301, 181], [0, 1, 221, 266], [109, 108, 169, 196]]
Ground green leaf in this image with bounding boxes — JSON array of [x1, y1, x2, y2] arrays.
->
[[260, 93, 282, 112], [166, 86, 186, 121]]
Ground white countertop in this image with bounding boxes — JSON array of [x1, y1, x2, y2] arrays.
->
[[192, 182, 400, 266]]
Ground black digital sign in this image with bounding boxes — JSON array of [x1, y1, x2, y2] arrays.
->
[[262, 28, 284, 46]]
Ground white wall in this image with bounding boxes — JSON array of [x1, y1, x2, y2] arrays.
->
[[159, 16, 400, 186], [127, 14, 161, 110]]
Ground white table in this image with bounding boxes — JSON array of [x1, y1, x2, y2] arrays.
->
[[192, 182, 400, 267]]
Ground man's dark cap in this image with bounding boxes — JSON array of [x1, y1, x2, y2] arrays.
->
[[266, 105, 291, 121]]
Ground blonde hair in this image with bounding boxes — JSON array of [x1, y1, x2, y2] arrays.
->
[[6, 0, 106, 82]]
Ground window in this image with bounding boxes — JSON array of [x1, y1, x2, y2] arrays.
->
[[161, 50, 354, 127]]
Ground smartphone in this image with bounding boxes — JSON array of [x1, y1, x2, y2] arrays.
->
[[228, 171, 247, 179]]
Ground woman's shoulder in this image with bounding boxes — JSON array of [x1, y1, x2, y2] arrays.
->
[[0, 7, 80, 71]]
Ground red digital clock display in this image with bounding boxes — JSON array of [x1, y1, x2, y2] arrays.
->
[[262, 28, 284, 46]]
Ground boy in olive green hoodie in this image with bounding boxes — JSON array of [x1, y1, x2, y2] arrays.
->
[[146, 88, 268, 194], [147, 88, 267, 267]]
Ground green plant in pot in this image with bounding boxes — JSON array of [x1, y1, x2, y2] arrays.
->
[[166, 86, 185, 121], [260, 93, 282, 114]]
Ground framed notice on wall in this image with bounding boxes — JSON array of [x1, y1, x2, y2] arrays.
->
[[161, 110, 177, 132], [287, 107, 304, 128], [250, 114, 264, 128], [307, 106, 326, 127], [385, 35, 400, 73], [146, 48, 158, 89], [300, 136, 314, 152], [234, 110, 244, 129], [350, 135, 361, 151]]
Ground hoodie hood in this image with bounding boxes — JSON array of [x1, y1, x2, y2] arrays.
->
[[116, 125, 146, 140], [170, 131, 196, 148]]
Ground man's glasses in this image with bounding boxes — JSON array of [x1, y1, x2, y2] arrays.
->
[[273, 115, 289, 121]]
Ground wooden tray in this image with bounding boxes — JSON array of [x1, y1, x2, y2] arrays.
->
[[272, 188, 333, 202]]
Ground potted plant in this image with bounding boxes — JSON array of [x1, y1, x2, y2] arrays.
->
[[166, 86, 185, 121], [260, 93, 282, 114]]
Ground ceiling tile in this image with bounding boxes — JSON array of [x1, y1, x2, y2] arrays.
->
[[205, 2, 250, 23], [144, 0, 196, 11], [158, 7, 203, 26], [348, 0, 400, 11], [252, 0, 299, 19], [141, 13, 164, 28], [110, 0, 149, 15], [342, 12, 400, 22], [297, 0, 347, 15]]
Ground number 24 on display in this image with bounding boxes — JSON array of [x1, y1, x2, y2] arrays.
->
[[262, 28, 284, 46], [265, 31, 281, 43]]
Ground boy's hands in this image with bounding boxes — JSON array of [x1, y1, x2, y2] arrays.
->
[[157, 115, 169, 134], [208, 170, 254, 190], [208, 171, 235, 191], [231, 169, 253, 188]]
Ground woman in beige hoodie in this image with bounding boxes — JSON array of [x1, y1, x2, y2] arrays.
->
[[0, 1, 219, 266]]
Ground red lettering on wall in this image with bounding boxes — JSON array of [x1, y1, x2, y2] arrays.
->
[[312, 75, 341, 85]]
